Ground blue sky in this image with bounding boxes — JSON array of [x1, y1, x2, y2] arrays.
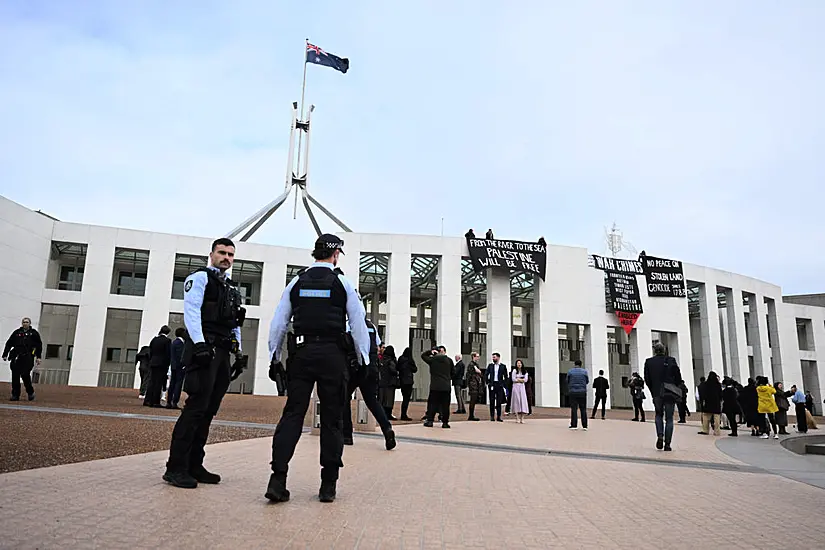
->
[[1, 1, 823, 293]]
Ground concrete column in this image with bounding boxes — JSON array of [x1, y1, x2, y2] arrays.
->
[[628, 326, 652, 410], [524, 308, 532, 338], [719, 308, 733, 377], [584, 324, 609, 409], [486, 269, 512, 368], [471, 309, 479, 332], [809, 319, 825, 405], [415, 304, 425, 328], [532, 277, 559, 407], [567, 323, 578, 351], [766, 298, 783, 381], [669, 330, 695, 408], [747, 294, 772, 379], [386, 249, 411, 350], [697, 283, 724, 378], [461, 299, 470, 343], [430, 299, 438, 332], [68, 231, 116, 387], [370, 292, 380, 324], [133, 237, 176, 389], [726, 288, 750, 383], [776, 305, 802, 390], [437, 253, 461, 403]]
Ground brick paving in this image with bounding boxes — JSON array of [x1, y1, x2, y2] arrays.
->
[[2, 420, 825, 549]]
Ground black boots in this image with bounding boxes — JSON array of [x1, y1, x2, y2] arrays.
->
[[265, 473, 290, 502], [319, 480, 337, 503], [384, 429, 397, 451], [190, 465, 220, 484], [163, 471, 198, 489]]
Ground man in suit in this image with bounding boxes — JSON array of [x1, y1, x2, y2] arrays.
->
[[166, 327, 187, 409], [644, 342, 683, 452], [421, 346, 454, 428], [144, 325, 172, 408], [2, 317, 42, 401], [591, 369, 609, 420], [485, 352, 507, 422], [452, 354, 466, 415]]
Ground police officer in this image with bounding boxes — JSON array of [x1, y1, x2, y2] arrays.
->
[[266, 234, 370, 504], [163, 237, 246, 489], [2, 317, 43, 401], [341, 315, 396, 450]]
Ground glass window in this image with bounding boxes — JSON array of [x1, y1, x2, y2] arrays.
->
[[67, 345, 73, 361], [116, 271, 148, 296], [171, 276, 187, 300], [58, 265, 85, 291], [125, 348, 138, 363], [106, 348, 121, 362], [112, 248, 149, 296], [45, 344, 61, 359], [171, 255, 208, 299]]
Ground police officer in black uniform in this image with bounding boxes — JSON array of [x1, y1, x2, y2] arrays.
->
[[163, 237, 246, 489], [342, 315, 396, 449], [265, 234, 370, 503], [3, 317, 43, 401]]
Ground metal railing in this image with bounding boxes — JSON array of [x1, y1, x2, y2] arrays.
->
[[34, 368, 70, 385], [98, 370, 135, 389]]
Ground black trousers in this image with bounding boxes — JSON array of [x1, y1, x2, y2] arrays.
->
[[271, 342, 347, 481], [725, 411, 738, 435], [144, 367, 167, 406], [795, 403, 808, 433], [342, 367, 391, 439], [168, 368, 184, 406], [426, 389, 451, 424], [633, 398, 646, 421], [592, 395, 607, 418], [453, 384, 465, 412], [166, 348, 230, 472], [10, 361, 35, 398], [489, 383, 504, 419], [677, 400, 689, 422], [138, 367, 150, 395], [400, 384, 413, 418], [569, 393, 588, 428]]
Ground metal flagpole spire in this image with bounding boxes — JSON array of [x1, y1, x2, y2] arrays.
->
[[225, 39, 353, 243]]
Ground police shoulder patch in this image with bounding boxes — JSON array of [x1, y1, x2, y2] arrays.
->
[[184, 280, 193, 292]]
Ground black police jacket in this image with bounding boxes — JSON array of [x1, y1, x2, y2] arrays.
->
[[3, 328, 43, 364], [290, 266, 347, 337]]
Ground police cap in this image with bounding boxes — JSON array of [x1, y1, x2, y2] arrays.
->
[[314, 233, 345, 255]]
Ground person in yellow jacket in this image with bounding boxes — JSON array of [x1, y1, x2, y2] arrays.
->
[[756, 376, 779, 439]]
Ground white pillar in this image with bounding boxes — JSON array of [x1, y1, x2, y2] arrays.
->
[[68, 232, 115, 387], [252, 258, 286, 396], [629, 326, 653, 410], [747, 294, 772, 379], [370, 292, 380, 323], [133, 237, 176, 389], [436, 253, 461, 359], [584, 324, 609, 409], [726, 288, 750, 383], [532, 277, 560, 407], [486, 269, 512, 368], [385, 249, 411, 349], [697, 283, 724, 378], [776, 304, 802, 390], [461, 299, 470, 343], [811, 319, 825, 406]]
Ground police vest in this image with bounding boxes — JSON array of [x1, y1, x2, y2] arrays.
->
[[196, 268, 242, 339], [365, 319, 380, 365], [290, 266, 347, 337]]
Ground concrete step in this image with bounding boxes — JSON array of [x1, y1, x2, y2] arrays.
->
[[805, 444, 825, 455]]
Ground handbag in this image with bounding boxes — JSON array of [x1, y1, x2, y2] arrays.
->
[[661, 357, 683, 401]]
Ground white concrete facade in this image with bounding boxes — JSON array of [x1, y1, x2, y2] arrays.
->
[[2, 194, 825, 411]]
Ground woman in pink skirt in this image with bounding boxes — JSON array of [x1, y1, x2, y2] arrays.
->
[[510, 360, 530, 423]]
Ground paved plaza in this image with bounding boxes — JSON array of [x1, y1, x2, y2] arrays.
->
[[2, 416, 825, 549]]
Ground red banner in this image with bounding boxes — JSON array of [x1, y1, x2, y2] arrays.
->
[[616, 311, 640, 335]]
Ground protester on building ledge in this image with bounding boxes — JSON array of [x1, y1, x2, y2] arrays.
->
[[465, 229, 475, 239], [485, 229, 494, 240]]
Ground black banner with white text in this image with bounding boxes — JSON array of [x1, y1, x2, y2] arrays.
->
[[640, 254, 686, 298], [466, 237, 547, 281], [590, 254, 644, 334]]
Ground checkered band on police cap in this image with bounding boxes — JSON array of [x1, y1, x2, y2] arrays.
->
[[314, 233, 345, 254]]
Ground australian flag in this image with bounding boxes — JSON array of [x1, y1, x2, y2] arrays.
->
[[306, 42, 349, 74]]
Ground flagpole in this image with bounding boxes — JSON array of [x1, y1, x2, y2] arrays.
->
[[294, 38, 309, 220]]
